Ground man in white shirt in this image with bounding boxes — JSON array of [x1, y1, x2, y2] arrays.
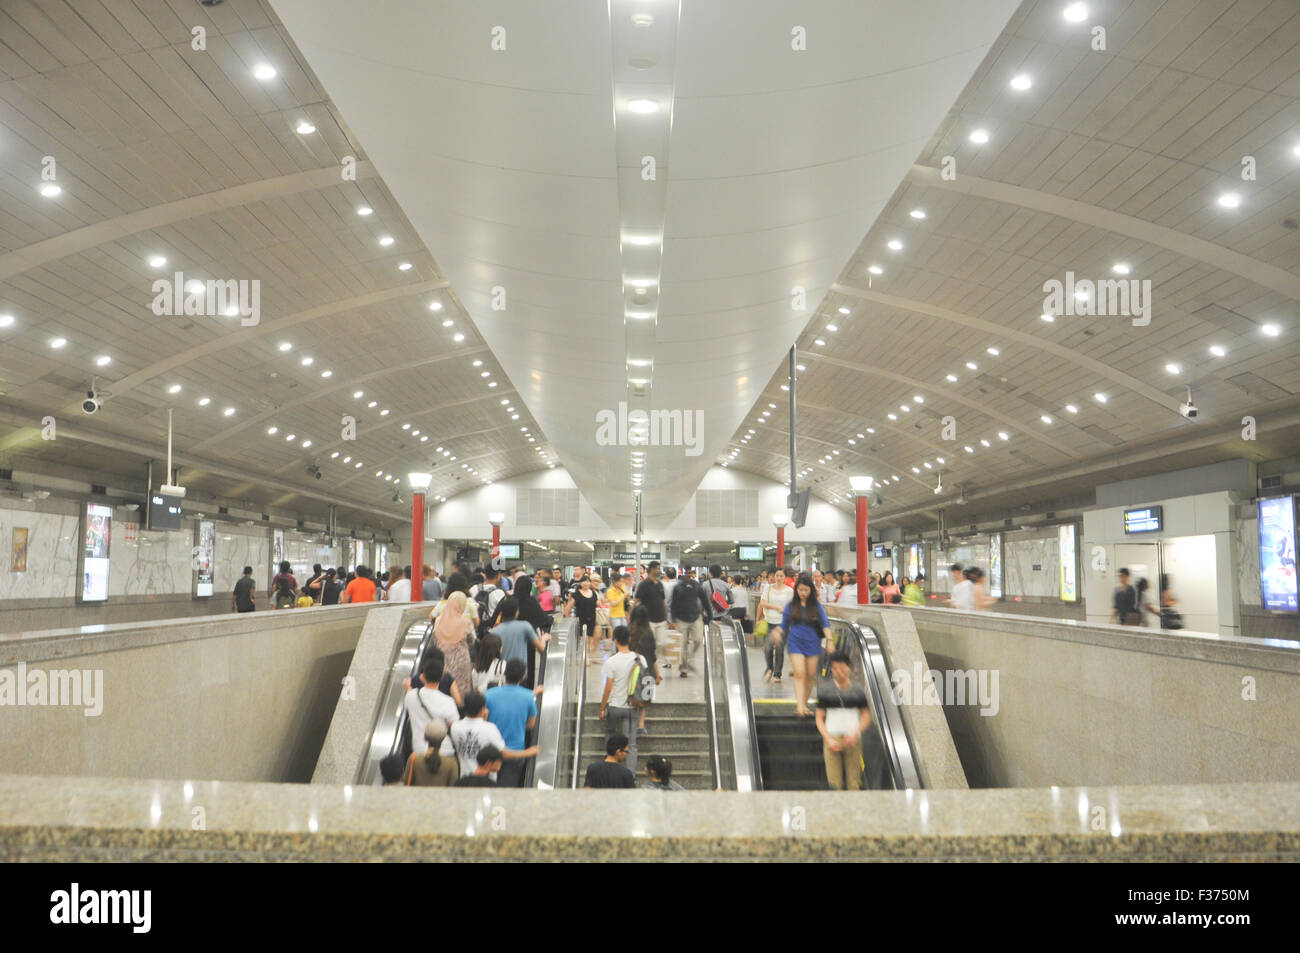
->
[[598, 627, 642, 775], [950, 567, 976, 611], [662, 567, 678, 625], [385, 565, 412, 602], [404, 656, 459, 754], [469, 566, 507, 623]]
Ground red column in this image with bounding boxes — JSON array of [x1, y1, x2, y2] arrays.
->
[[410, 492, 425, 602], [776, 526, 785, 569], [855, 495, 869, 605], [491, 523, 501, 569]]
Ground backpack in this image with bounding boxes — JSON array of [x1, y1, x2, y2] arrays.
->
[[704, 579, 729, 617], [627, 654, 654, 708], [274, 575, 295, 609], [671, 579, 703, 622], [474, 585, 497, 638]]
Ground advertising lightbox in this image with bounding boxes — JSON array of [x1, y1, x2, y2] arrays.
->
[[79, 503, 112, 602], [1259, 496, 1298, 613]]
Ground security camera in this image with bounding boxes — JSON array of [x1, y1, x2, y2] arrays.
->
[[81, 388, 102, 414], [306, 463, 322, 480], [1179, 388, 1198, 419]]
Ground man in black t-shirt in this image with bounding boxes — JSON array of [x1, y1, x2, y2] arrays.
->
[[232, 566, 255, 613], [321, 568, 341, 606], [1110, 568, 1137, 625], [583, 733, 635, 788], [635, 561, 671, 669]]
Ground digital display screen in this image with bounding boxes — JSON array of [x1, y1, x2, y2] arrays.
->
[[1058, 524, 1077, 603], [80, 503, 112, 602], [149, 494, 183, 530], [989, 533, 1003, 599], [1259, 496, 1298, 612], [873, 545, 887, 559], [1124, 506, 1163, 534], [737, 545, 764, 562], [498, 543, 521, 560], [195, 519, 215, 597]]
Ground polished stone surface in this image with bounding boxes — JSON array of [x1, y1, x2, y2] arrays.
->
[[0, 773, 1295, 861]]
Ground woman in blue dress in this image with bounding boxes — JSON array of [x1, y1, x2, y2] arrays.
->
[[781, 571, 829, 717]]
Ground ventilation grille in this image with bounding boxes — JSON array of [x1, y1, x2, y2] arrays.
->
[[1261, 475, 1282, 490], [517, 487, 579, 526], [695, 489, 758, 528]]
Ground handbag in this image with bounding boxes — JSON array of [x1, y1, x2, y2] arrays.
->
[[754, 617, 769, 638], [1160, 607, 1184, 630]]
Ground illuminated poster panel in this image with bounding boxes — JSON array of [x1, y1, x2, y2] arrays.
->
[[1058, 524, 1077, 602], [195, 519, 215, 597], [79, 503, 112, 602], [907, 543, 919, 580], [989, 533, 1003, 599], [1259, 496, 1298, 612]]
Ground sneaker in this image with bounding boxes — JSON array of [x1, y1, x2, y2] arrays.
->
[[637, 727, 648, 735], [680, 670, 688, 678]]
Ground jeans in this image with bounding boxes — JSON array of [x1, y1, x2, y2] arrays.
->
[[606, 705, 639, 777], [764, 627, 785, 676], [498, 758, 525, 789], [678, 617, 705, 672]]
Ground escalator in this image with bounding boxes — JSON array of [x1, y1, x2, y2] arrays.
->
[[733, 617, 922, 791]]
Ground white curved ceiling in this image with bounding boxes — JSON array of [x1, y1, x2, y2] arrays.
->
[[269, 0, 1021, 526]]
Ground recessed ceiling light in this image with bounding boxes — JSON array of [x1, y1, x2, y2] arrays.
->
[[1218, 192, 1241, 209], [1094, 392, 1108, 403], [331, 451, 340, 458], [1113, 262, 1131, 275], [796, 364, 805, 371], [147, 255, 167, 268], [1066, 404, 1078, 414], [923, 462, 932, 469], [198, 397, 211, 406], [355, 462, 362, 468], [866, 428, 875, 434], [286, 434, 296, 442], [184, 279, 205, 295], [473, 360, 483, 367], [379, 235, 394, 246], [631, 12, 654, 26], [1262, 324, 1281, 337], [964, 445, 974, 453], [946, 374, 958, 382], [453, 333, 465, 342], [168, 384, 182, 394], [412, 430, 420, 436], [887, 239, 903, 251], [987, 347, 1000, 356], [429, 301, 443, 311], [900, 405, 910, 412], [367, 401, 377, 408], [628, 99, 658, 114], [998, 431, 1009, 440], [909, 209, 926, 219], [420, 436, 428, 442], [39, 183, 62, 197], [826, 324, 838, 332], [320, 369, 332, 378], [489, 381, 497, 387], [1041, 313, 1055, 322], [267, 426, 278, 435], [1165, 363, 1181, 374], [1209, 345, 1226, 357], [300, 356, 314, 366], [49, 336, 67, 349], [223, 407, 236, 416], [868, 265, 883, 275], [252, 63, 277, 81], [295, 121, 315, 134], [1010, 73, 1033, 91], [278, 341, 292, 352], [357, 206, 373, 216], [1063, 3, 1088, 23], [888, 413, 897, 421], [838, 306, 851, 315], [380, 408, 390, 416], [980, 439, 990, 447], [966, 361, 978, 370], [914, 395, 925, 403], [814, 338, 826, 346], [1074, 288, 1089, 300], [1040, 415, 1052, 424], [481, 371, 491, 378], [622, 232, 659, 246], [912, 467, 921, 474], [95, 355, 111, 366], [343, 455, 352, 463], [398, 262, 412, 271], [969, 129, 989, 144]]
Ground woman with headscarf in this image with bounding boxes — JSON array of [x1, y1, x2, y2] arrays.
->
[[433, 590, 475, 697], [511, 575, 550, 688]]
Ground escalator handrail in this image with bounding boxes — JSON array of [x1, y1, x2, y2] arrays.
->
[[703, 623, 723, 790], [359, 616, 432, 785], [390, 619, 434, 757], [833, 619, 923, 789], [569, 624, 589, 789], [725, 617, 764, 791], [529, 618, 568, 789]]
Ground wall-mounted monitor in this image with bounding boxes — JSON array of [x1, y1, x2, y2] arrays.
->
[[1259, 496, 1297, 613], [195, 519, 215, 597], [873, 545, 887, 559], [498, 543, 521, 561], [790, 487, 811, 528], [149, 493, 183, 531], [737, 544, 764, 562], [1123, 505, 1163, 534], [1058, 524, 1077, 602], [78, 503, 112, 602]]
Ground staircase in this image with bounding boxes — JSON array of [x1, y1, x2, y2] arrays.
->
[[754, 702, 828, 790], [579, 702, 714, 789]]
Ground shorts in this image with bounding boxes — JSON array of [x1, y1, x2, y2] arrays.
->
[[596, 607, 610, 627], [786, 628, 823, 657]]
